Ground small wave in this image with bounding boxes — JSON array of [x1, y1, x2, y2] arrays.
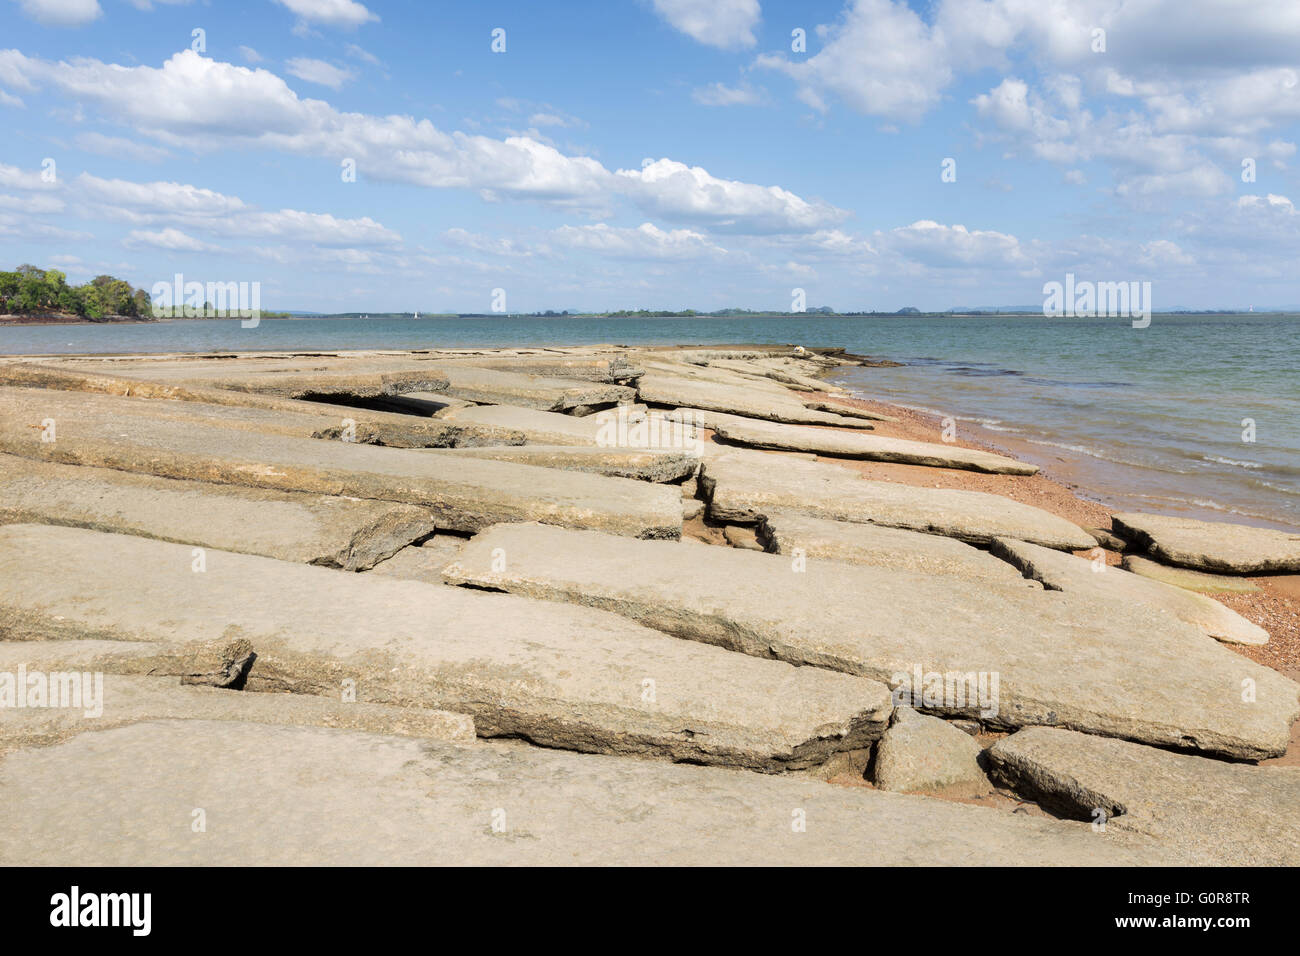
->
[[1202, 455, 1264, 470], [1255, 480, 1300, 497]]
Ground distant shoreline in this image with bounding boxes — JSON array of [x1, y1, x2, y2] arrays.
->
[[4, 310, 1295, 328]]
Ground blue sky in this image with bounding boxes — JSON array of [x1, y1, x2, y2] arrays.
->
[[2, 0, 1299, 312]]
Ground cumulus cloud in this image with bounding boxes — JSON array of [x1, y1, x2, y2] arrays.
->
[[882, 220, 1034, 271], [651, 0, 760, 50], [616, 158, 847, 233], [752, 0, 1300, 200], [0, 50, 842, 234], [972, 76, 1234, 199], [756, 0, 952, 119], [4, 168, 403, 249]]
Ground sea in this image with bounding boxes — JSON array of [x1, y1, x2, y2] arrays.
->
[[3, 312, 1297, 531]]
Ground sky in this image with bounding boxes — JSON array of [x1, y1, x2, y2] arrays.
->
[[1, 0, 1299, 313]]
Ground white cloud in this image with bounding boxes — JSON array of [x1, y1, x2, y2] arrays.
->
[[273, 0, 377, 29], [0, 89, 24, 107], [552, 222, 727, 260], [285, 57, 354, 90], [616, 158, 847, 233], [756, 0, 951, 119], [753, 0, 1300, 191], [0, 191, 65, 213], [691, 82, 765, 107], [1137, 239, 1195, 267], [882, 220, 1034, 271], [972, 76, 1234, 199], [15, 0, 101, 27], [528, 112, 578, 128], [77, 174, 248, 219], [651, 0, 760, 50], [238, 46, 263, 64], [345, 43, 381, 66], [69, 172, 402, 247], [0, 161, 58, 191], [0, 50, 841, 234], [443, 228, 535, 257], [125, 227, 221, 252]]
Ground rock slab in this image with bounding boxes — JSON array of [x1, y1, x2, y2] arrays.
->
[[442, 522, 1299, 759], [0, 720, 1183, 865], [988, 726, 1300, 865], [872, 706, 989, 794], [991, 537, 1268, 645], [760, 509, 1023, 582], [0, 454, 435, 570], [0, 388, 681, 538], [703, 448, 1096, 550], [0, 525, 891, 771], [1112, 512, 1300, 573], [713, 418, 1037, 475]]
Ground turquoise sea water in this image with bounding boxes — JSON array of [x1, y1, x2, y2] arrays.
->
[[3, 313, 1297, 529]]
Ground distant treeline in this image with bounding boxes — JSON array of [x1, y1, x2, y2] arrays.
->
[[0, 265, 152, 319]]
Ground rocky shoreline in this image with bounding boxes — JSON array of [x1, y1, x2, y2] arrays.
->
[[0, 343, 1297, 865]]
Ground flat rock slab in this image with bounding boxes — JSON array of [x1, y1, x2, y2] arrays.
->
[[987, 726, 1300, 865], [1122, 554, 1260, 594], [1113, 512, 1300, 573], [0, 673, 475, 756], [0, 454, 434, 570], [378, 392, 477, 415], [713, 418, 1037, 475], [760, 509, 1023, 583], [872, 706, 989, 794], [637, 373, 874, 428], [437, 403, 605, 445], [366, 544, 456, 584], [427, 445, 699, 483], [661, 406, 848, 435], [46, 355, 452, 400], [802, 399, 898, 422], [0, 388, 680, 538], [0, 720, 1182, 865], [436, 365, 635, 410], [0, 526, 891, 771], [0, 372, 523, 448], [442, 523, 1299, 759], [703, 448, 1096, 550], [991, 538, 1268, 646]]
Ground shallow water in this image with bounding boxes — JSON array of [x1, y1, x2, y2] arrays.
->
[[3, 313, 1297, 528]]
